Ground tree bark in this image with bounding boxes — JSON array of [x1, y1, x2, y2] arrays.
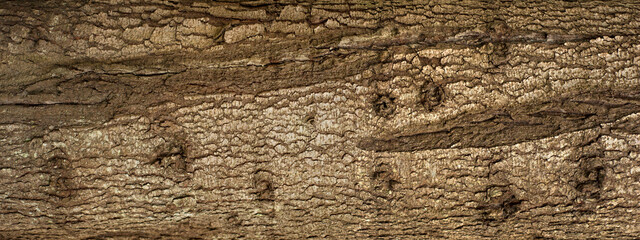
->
[[2, 0, 640, 239]]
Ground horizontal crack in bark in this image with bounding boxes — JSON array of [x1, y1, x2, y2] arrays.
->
[[359, 91, 640, 152], [335, 28, 639, 49]]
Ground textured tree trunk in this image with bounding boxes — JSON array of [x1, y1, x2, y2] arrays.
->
[[1, 0, 640, 239]]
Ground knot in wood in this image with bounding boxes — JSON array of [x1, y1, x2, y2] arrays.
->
[[420, 81, 444, 111], [373, 94, 396, 117]]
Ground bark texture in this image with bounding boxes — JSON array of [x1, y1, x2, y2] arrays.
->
[[2, 0, 640, 239]]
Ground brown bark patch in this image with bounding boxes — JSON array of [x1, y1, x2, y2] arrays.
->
[[575, 157, 605, 203], [151, 141, 188, 172], [43, 151, 77, 203], [370, 162, 401, 198], [480, 189, 522, 221], [419, 81, 444, 111], [373, 93, 396, 117], [252, 169, 276, 201]]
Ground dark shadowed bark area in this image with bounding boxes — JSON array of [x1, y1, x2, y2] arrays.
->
[[1, 0, 640, 239]]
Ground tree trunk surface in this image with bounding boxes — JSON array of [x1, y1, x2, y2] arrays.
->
[[2, 0, 640, 239]]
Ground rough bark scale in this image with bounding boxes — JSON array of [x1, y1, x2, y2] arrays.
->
[[1, 0, 640, 239]]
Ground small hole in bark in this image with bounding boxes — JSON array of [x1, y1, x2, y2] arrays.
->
[[480, 189, 522, 219], [371, 163, 400, 195], [373, 94, 396, 117], [151, 141, 188, 172], [500, 193, 522, 217], [46, 155, 67, 169], [418, 56, 441, 67], [253, 169, 276, 201], [531, 234, 553, 240], [575, 158, 605, 200], [44, 153, 76, 200], [304, 112, 316, 125], [488, 42, 509, 66], [489, 20, 511, 40], [420, 81, 444, 111], [226, 213, 241, 226]]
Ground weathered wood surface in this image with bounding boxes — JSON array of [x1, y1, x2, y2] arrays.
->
[[1, 0, 640, 239]]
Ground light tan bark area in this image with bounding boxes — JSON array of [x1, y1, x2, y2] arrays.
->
[[1, 0, 640, 239]]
